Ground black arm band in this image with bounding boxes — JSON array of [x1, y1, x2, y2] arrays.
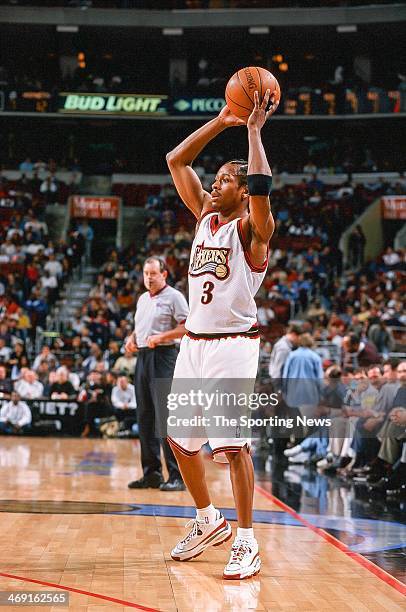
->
[[247, 174, 272, 196]]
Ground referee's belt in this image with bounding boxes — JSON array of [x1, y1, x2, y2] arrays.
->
[[137, 344, 177, 352], [186, 325, 260, 340]]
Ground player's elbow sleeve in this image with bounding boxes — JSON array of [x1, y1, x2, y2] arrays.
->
[[247, 174, 272, 196]]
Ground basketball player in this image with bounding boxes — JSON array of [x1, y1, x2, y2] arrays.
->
[[165, 89, 276, 579]]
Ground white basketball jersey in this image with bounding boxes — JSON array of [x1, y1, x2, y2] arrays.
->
[[186, 212, 268, 335]]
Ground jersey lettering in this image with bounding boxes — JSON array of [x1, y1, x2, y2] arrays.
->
[[189, 242, 230, 280], [201, 281, 214, 305]]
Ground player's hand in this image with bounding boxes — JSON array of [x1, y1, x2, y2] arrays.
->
[[125, 335, 138, 353], [146, 334, 165, 349], [247, 89, 277, 131], [218, 105, 245, 127]]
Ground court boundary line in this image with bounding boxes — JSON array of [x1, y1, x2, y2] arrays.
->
[[254, 483, 406, 597], [0, 572, 160, 611]]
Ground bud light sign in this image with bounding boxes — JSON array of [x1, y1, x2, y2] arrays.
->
[[58, 93, 167, 115]]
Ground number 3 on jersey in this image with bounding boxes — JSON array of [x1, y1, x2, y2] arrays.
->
[[201, 281, 214, 305]]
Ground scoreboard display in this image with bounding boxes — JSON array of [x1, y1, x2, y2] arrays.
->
[[0, 88, 401, 116]]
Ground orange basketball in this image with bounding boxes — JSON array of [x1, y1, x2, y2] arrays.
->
[[225, 66, 281, 121]]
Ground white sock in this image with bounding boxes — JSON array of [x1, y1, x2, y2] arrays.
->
[[196, 503, 218, 524], [237, 527, 255, 540]]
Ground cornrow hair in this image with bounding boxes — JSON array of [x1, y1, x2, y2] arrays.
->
[[226, 159, 248, 187]]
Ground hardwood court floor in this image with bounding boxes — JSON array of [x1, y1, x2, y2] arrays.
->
[[0, 437, 404, 611]]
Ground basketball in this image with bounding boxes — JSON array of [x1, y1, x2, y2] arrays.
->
[[225, 66, 281, 121]]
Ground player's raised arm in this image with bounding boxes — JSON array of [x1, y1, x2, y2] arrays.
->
[[241, 89, 276, 262], [166, 107, 244, 220]]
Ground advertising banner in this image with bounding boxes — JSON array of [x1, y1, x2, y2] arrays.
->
[[58, 92, 168, 115], [70, 195, 120, 219], [21, 91, 52, 112], [0, 399, 84, 435], [381, 196, 406, 220], [172, 97, 226, 115]]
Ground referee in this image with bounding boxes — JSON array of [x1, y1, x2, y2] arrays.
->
[[125, 256, 188, 492]]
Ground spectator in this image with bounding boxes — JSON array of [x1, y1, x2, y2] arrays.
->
[[111, 375, 136, 410], [79, 370, 111, 437], [349, 364, 401, 471], [82, 343, 108, 373], [40, 174, 59, 204], [104, 340, 121, 369], [0, 337, 12, 362], [14, 369, 44, 399], [36, 360, 51, 388], [44, 253, 63, 278], [24, 290, 48, 329], [366, 362, 406, 492], [0, 364, 12, 398], [19, 158, 34, 174], [32, 345, 57, 371], [382, 247, 401, 269], [9, 342, 29, 380], [0, 391, 32, 435], [111, 375, 137, 433], [342, 333, 382, 369], [367, 321, 395, 357], [268, 324, 301, 380], [347, 224, 366, 268], [49, 367, 77, 399], [303, 161, 317, 174], [89, 310, 110, 349], [78, 220, 94, 263], [257, 300, 275, 326], [112, 349, 137, 377], [282, 333, 324, 421]]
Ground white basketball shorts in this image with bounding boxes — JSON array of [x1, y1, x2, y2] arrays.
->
[[167, 334, 260, 463]]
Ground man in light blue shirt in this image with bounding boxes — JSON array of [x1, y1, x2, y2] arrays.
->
[[282, 333, 324, 415]]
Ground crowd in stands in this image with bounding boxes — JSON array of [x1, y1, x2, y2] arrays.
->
[[0, 172, 94, 433], [1, 161, 78, 208], [5, 137, 405, 181], [270, 325, 406, 498], [0, 206, 140, 437], [0, 203, 85, 336]]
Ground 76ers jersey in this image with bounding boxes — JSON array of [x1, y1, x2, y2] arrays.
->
[[186, 212, 268, 334]]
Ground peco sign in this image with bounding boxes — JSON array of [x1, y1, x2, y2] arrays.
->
[[173, 97, 226, 114]]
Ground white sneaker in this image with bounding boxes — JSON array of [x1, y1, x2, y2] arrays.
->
[[223, 537, 261, 580], [171, 512, 232, 562], [284, 444, 303, 457]]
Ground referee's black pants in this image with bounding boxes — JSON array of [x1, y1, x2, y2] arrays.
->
[[134, 345, 181, 481]]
